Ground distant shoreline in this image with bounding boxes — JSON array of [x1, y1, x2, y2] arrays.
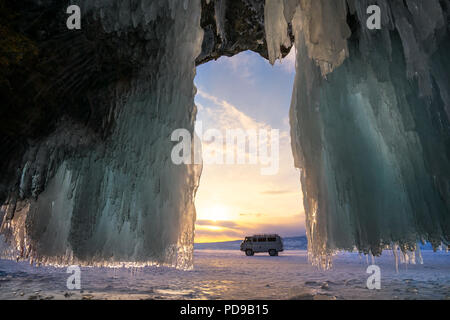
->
[[194, 236, 438, 251], [194, 236, 308, 250]]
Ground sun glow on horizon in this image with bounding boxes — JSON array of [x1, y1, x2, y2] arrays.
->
[[203, 205, 231, 222]]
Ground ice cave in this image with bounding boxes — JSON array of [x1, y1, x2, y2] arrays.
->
[[0, 0, 449, 269]]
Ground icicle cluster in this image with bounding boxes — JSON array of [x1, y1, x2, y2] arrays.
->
[[265, 0, 450, 268], [266, 0, 350, 74], [1, 0, 204, 269]]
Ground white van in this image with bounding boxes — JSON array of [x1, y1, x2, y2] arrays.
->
[[240, 234, 283, 256]]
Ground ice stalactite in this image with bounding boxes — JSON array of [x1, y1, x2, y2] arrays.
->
[[274, 0, 351, 75], [0, 0, 203, 269], [265, 0, 291, 65], [265, 0, 450, 268]]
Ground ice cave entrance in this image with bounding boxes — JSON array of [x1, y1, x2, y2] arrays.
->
[[193, 49, 305, 244]]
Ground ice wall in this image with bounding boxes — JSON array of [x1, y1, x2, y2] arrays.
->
[[0, 0, 203, 268], [266, 0, 450, 267]]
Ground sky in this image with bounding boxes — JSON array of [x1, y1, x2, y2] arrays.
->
[[193, 48, 306, 243]]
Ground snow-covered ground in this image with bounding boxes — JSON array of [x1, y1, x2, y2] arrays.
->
[[0, 250, 448, 300]]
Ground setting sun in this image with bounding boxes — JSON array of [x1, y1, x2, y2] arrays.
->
[[207, 206, 230, 222]]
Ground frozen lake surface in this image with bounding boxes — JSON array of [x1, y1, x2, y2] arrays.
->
[[0, 250, 449, 300]]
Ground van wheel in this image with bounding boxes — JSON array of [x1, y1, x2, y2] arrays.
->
[[245, 249, 254, 256], [269, 249, 278, 256]]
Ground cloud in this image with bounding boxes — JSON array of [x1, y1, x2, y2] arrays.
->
[[239, 212, 264, 217], [195, 213, 305, 240], [195, 228, 243, 238], [195, 220, 305, 241], [217, 52, 255, 82], [260, 189, 295, 195], [196, 89, 272, 132], [196, 90, 293, 149], [195, 89, 291, 167], [251, 222, 305, 238], [196, 220, 240, 229]]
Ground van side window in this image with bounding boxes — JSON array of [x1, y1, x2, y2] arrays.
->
[[267, 237, 276, 242], [252, 238, 258, 242], [258, 238, 266, 242]]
